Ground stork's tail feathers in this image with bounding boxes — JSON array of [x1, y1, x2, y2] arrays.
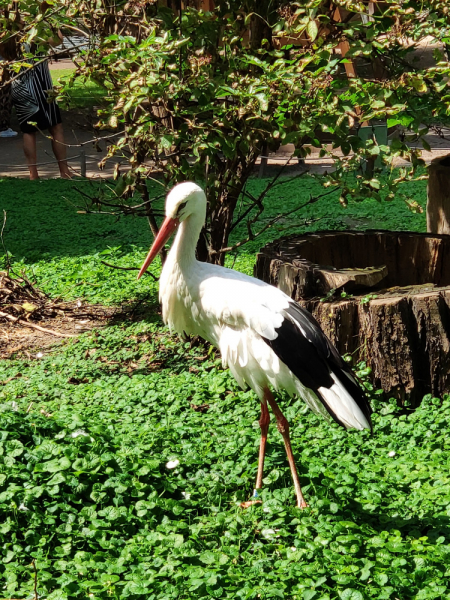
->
[[316, 370, 372, 431], [263, 302, 373, 432]]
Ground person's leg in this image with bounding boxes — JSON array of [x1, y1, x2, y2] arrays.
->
[[0, 84, 17, 137], [23, 132, 39, 180], [0, 84, 11, 132], [49, 122, 70, 178]]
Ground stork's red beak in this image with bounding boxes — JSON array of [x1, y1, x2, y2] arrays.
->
[[137, 216, 179, 279]]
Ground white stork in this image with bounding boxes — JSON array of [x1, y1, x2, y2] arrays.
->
[[138, 182, 372, 508]]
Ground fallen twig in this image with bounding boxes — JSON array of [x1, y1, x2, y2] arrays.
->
[[0, 311, 76, 338], [0, 211, 10, 275]]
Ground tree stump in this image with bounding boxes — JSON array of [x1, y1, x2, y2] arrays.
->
[[427, 154, 450, 234], [255, 230, 450, 405]]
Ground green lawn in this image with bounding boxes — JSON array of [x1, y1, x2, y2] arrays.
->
[[51, 68, 106, 109], [3, 174, 449, 600], [0, 175, 427, 304]]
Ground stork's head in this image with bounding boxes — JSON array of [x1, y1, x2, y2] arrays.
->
[[137, 182, 206, 279], [165, 181, 206, 222]]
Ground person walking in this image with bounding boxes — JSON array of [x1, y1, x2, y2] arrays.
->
[[6, 33, 70, 179], [0, 40, 18, 138]]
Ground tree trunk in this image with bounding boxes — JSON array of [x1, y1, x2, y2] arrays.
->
[[249, 0, 275, 49], [205, 156, 258, 265], [208, 189, 240, 266], [427, 154, 450, 234], [255, 230, 450, 405]]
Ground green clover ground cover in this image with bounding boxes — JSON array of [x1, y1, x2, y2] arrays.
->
[[3, 175, 450, 600]]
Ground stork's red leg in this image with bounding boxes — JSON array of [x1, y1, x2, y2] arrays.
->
[[265, 389, 308, 509], [255, 397, 270, 491], [241, 398, 270, 509]]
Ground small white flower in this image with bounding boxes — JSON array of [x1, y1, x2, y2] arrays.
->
[[388, 451, 396, 458], [18, 503, 29, 511], [181, 491, 191, 499], [36, 352, 44, 359], [71, 429, 89, 438], [290, 547, 297, 552], [11, 401, 18, 412], [165, 459, 180, 469]]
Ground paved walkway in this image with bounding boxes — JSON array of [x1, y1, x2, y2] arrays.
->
[[0, 108, 123, 179], [2, 117, 450, 180], [1, 53, 449, 179]]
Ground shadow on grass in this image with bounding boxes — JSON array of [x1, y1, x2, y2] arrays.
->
[[0, 178, 157, 262]]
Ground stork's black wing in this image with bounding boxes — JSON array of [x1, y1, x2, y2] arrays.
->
[[262, 301, 372, 431]]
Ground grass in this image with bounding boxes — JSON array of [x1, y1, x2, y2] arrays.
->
[[0, 174, 427, 304], [1, 172, 446, 600], [51, 68, 105, 109]]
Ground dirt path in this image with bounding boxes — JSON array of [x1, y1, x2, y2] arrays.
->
[[0, 306, 113, 359]]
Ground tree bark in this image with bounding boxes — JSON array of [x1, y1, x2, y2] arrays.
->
[[255, 230, 450, 404], [249, 0, 275, 50], [427, 153, 450, 234], [206, 156, 257, 265], [208, 188, 241, 266]]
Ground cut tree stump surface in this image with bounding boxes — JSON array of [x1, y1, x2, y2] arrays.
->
[[255, 230, 450, 404]]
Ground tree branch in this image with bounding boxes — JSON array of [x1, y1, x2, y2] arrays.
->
[[211, 187, 337, 256], [100, 260, 158, 280]]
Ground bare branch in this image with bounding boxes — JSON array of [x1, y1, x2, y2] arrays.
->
[[0, 211, 11, 275], [101, 260, 158, 280], [211, 188, 337, 256]]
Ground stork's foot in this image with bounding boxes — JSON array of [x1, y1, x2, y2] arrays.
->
[[294, 487, 308, 509], [240, 499, 262, 509], [240, 489, 263, 509], [241, 498, 308, 509]]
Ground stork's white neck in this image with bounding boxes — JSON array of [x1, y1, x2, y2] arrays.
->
[[168, 208, 205, 269]]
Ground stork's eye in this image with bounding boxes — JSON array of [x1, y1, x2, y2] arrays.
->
[[177, 201, 187, 214]]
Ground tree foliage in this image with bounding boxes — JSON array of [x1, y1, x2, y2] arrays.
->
[[1, 1, 449, 262]]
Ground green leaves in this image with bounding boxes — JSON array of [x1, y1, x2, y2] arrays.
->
[[255, 93, 269, 112], [1, 306, 450, 600], [40, 457, 72, 473], [339, 590, 364, 600], [307, 20, 319, 42], [160, 134, 174, 149]]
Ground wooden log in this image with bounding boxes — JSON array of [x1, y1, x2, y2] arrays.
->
[[295, 287, 450, 406], [255, 230, 450, 403], [255, 230, 450, 292], [276, 259, 387, 297], [356, 295, 416, 399], [427, 154, 450, 234]]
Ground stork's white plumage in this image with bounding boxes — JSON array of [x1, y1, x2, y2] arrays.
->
[[138, 182, 372, 508]]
